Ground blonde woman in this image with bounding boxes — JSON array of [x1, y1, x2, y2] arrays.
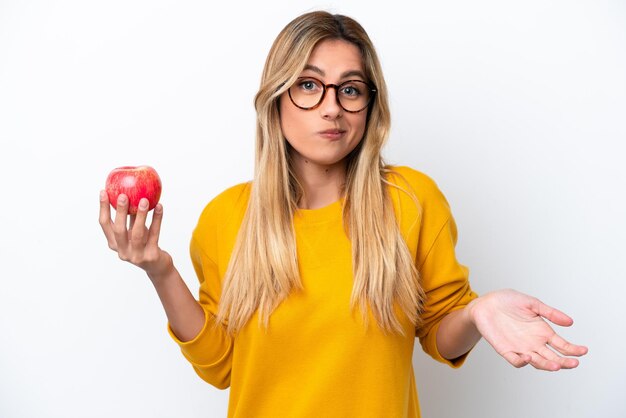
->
[[99, 11, 588, 418]]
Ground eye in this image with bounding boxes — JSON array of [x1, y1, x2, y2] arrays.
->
[[340, 82, 363, 97], [297, 78, 322, 93]]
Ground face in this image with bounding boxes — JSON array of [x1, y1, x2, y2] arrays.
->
[[279, 39, 369, 170]]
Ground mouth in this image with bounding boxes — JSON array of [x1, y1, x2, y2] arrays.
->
[[318, 129, 346, 140]]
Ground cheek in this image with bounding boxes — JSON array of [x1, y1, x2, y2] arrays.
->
[[352, 115, 367, 140], [280, 108, 317, 149], [279, 98, 300, 140]]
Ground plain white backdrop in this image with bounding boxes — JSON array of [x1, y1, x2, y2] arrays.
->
[[1, 0, 624, 417]]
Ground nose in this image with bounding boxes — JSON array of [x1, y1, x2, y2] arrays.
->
[[319, 86, 343, 119]]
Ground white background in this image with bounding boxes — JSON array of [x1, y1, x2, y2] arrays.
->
[[1, 0, 624, 417]]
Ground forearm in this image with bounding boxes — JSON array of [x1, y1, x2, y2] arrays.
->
[[436, 301, 482, 360], [148, 265, 206, 342]]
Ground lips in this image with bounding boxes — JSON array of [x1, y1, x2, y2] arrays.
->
[[319, 129, 346, 135], [318, 128, 346, 140]]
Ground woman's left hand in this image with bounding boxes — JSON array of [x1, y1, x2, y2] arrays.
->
[[467, 289, 588, 371]]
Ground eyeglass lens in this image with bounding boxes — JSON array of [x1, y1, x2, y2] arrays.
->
[[289, 77, 373, 112]]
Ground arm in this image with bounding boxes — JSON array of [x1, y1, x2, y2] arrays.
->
[[148, 265, 205, 342], [435, 305, 481, 361], [99, 192, 205, 341], [414, 215, 479, 368], [399, 169, 588, 370], [99, 191, 234, 388], [414, 212, 588, 370]]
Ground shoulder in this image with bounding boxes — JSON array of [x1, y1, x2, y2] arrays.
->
[[202, 182, 252, 213], [386, 165, 436, 188], [385, 166, 459, 264], [385, 165, 448, 208], [193, 181, 252, 237]]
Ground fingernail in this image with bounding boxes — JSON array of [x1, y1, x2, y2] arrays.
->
[[118, 195, 127, 205], [99, 191, 106, 201], [139, 198, 148, 210]]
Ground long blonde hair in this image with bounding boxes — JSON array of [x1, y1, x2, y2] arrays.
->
[[215, 11, 424, 336]]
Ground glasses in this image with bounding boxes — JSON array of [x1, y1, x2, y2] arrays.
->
[[288, 76, 377, 113]]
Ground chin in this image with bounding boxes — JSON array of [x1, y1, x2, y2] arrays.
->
[[305, 154, 349, 167]]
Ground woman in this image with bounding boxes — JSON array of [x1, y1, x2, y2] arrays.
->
[[99, 11, 587, 418]]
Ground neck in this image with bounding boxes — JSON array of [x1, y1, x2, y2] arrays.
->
[[290, 154, 347, 210]]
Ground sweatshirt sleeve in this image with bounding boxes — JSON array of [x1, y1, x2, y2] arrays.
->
[[413, 179, 478, 368], [167, 213, 235, 389]]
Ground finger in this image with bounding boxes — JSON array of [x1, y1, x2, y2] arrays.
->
[[113, 194, 130, 253], [539, 344, 581, 369], [558, 357, 580, 369], [501, 351, 530, 368], [539, 340, 583, 369], [147, 203, 164, 247], [548, 333, 589, 357], [528, 351, 561, 372], [129, 214, 137, 231], [99, 191, 117, 250], [533, 300, 574, 327], [537, 346, 562, 364], [131, 198, 150, 246]]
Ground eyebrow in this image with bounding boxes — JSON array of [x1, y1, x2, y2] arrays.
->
[[302, 64, 367, 81]]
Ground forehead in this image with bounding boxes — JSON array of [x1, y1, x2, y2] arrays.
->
[[304, 39, 364, 76]]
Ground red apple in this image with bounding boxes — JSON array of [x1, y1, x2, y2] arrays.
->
[[105, 166, 162, 215]]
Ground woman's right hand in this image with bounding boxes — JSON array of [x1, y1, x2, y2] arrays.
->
[[99, 191, 173, 281]]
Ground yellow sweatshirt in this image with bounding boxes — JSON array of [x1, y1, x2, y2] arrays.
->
[[168, 166, 477, 418]]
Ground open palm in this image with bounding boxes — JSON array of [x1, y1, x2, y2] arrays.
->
[[468, 289, 588, 371]]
